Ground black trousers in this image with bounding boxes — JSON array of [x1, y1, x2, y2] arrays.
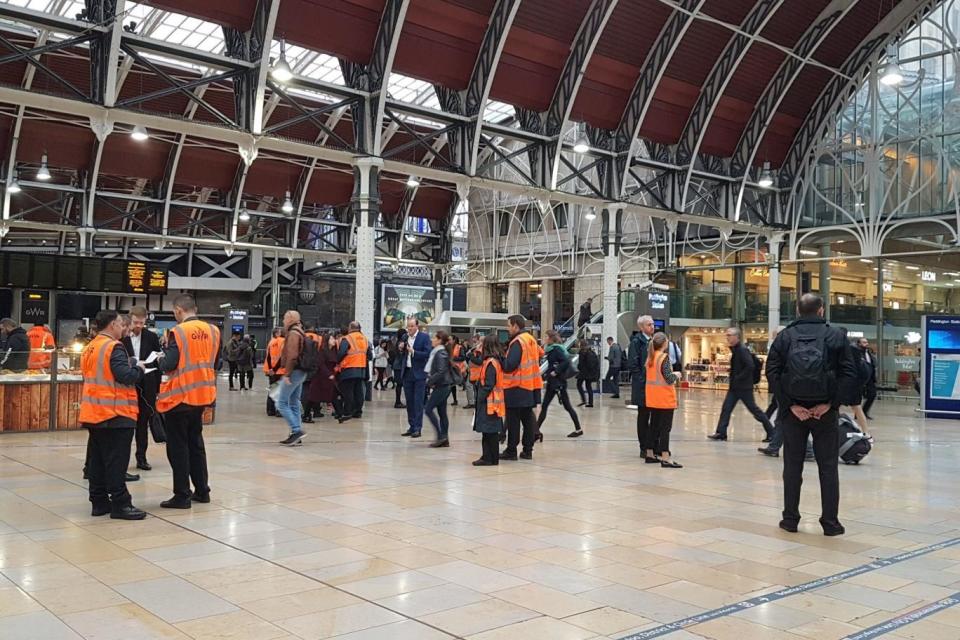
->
[[765, 396, 777, 419], [605, 367, 621, 396], [164, 408, 209, 500], [504, 407, 537, 455], [228, 362, 239, 389], [862, 383, 877, 416], [576, 378, 594, 406], [716, 388, 775, 437], [394, 376, 405, 405], [134, 397, 150, 462], [649, 408, 674, 456], [481, 432, 499, 464], [267, 374, 281, 415], [537, 385, 581, 432], [781, 408, 841, 527], [636, 406, 654, 451], [87, 427, 135, 508], [340, 378, 364, 417], [245, 370, 253, 389]]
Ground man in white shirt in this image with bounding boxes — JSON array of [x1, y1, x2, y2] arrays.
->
[[668, 340, 682, 373], [121, 307, 162, 471], [400, 318, 432, 437]]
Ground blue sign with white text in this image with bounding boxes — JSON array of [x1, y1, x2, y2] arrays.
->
[[923, 315, 960, 419]]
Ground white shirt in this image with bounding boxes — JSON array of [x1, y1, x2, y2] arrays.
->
[[407, 331, 417, 368], [130, 332, 142, 359], [668, 341, 681, 366]]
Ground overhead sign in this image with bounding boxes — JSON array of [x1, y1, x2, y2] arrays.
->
[[126, 261, 147, 293], [20, 290, 49, 325], [922, 271, 937, 282], [648, 291, 668, 311]]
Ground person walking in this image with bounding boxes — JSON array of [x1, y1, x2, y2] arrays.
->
[[629, 315, 656, 458], [537, 329, 583, 438], [274, 311, 308, 445], [501, 315, 543, 460], [577, 299, 592, 329], [576, 339, 600, 407], [392, 337, 408, 408], [157, 294, 219, 509], [337, 321, 371, 422], [401, 319, 432, 437], [473, 334, 504, 466], [858, 338, 877, 419], [263, 327, 285, 417], [122, 306, 162, 471], [424, 331, 454, 448], [373, 340, 389, 390], [235, 336, 254, 391], [81, 310, 147, 520], [449, 336, 464, 407], [646, 332, 682, 468], [766, 293, 857, 536], [604, 337, 623, 398], [708, 327, 775, 441], [842, 335, 871, 437], [224, 332, 242, 391]]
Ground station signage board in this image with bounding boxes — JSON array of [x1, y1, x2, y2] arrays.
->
[[20, 290, 49, 325]]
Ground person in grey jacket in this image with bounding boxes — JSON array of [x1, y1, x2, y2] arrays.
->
[[424, 330, 454, 448], [605, 337, 623, 398]]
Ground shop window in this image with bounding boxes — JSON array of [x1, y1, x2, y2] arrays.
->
[[492, 283, 508, 314], [553, 279, 574, 328]]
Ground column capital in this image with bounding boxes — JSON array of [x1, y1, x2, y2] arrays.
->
[[353, 155, 385, 171]]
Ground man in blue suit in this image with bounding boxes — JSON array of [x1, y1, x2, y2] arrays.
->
[[400, 317, 431, 438]]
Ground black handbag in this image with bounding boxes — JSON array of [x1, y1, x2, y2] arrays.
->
[[150, 411, 166, 443]]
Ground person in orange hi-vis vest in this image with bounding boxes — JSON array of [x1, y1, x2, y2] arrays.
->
[[645, 332, 682, 469], [26, 323, 55, 370], [80, 309, 147, 520], [472, 334, 505, 467], [500, 314, 544, 461], [157, 294, 220, 509], [336, 320, 371, 423], [461, 334, 483, 408], [263, 327, 285, 417]]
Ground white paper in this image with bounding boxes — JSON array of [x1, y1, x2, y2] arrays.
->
[[140, 351, 162, 365], [142, 367, 157, 375]]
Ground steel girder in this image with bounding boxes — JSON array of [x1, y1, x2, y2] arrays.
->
[[782, 0, 945, 189]]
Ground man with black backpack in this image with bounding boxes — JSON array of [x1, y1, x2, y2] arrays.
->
[[709, 327, 775, 441], [766, 293, 857, 536]]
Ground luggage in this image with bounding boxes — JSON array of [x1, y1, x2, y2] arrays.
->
[[838, 413, 871, 464]]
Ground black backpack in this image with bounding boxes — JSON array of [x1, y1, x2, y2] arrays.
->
[[783, 332, 833, 404], [297, 332, 320, 373], [751, 353, 763, 385]]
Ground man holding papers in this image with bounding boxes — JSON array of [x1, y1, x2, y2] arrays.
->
[[122, 306, 162, 471]]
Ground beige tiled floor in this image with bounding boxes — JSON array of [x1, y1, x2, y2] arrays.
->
[[2, 384, 960, 639]]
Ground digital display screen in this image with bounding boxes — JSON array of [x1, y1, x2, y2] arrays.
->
[[147, 264, 168, 294], [102, 260, 125, 292], [56, 256, 78, 289], [125, 261, 147, 294], [79, 258, 102, 291], [6, 253, 29, 287], [31, 255, 55, 288]]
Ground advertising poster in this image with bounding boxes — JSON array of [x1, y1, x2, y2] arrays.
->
[[922, 315, 960, 419], [381, 285, 450, 331]]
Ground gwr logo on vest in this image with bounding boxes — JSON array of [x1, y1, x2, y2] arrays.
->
[[190, 330, 210, 340]]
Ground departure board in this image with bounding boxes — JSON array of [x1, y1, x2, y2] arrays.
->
[[125, 261, 147, 293], [56, 256, 78, 289], [78, 257, 102, 291], [102, 260, 125, 292], [31, 255, 55, 288], [0, 252, 169, 293], [147, 265, 168, 294], [6, 253, 29, 287]]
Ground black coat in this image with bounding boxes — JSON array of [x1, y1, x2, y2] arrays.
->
[[122, 329, 162, 406], [543, 345, 571, 389], [503, 333, 541, 408], [473, 357, 504, 434], [2, 326, 29, 372], [628, 332, 649, 405], [728, 343, 756, 391], [427, 347, 453, 388], [577, 349, 600, 382]]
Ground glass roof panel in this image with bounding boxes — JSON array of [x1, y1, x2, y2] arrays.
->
[[387, 73, 441, 109], [269, 40, 345, 85]]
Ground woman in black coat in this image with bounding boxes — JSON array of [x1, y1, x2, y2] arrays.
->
[[536, 330, 583, 438], [840, 337, 871, 436], [307, 334, 339, 418], [473, 334, 504, 466], [424, 331, 454, 447], [575, 339, 600, 408]]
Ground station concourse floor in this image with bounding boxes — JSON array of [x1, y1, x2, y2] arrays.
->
[[1, 384, 960, 640]]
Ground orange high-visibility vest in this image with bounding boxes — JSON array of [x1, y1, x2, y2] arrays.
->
[[263, 336, 286, 375], [451, 344, 466, 377], [468, 346, 482, 383], [27, 325, 54, 369], [306, 332, 322, 346], [158, 319, 220, 413], [340, 332, 368, 370], [481, 358, 506, 418], [502, 332, 544, 391], [79, 333, 138, 424], [645, 351, 677, 409]]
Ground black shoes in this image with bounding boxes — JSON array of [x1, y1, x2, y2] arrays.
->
[[758, 447, 779, 457], [91, 502, 111, 517], [451, 400, 458, 406], [303, 416, 314, 424], [535, 432, 544, 443], [610, 395, 620, 399], [111, 505, 147, 520], [707, 433, 727, 441], [410, 432, 422, 438], [779, 519, 799, 533], [125, 472, 140, 482], [161, 496, 192, 509], [660, 459, 682, 468], [280, 433, 305, 446], [577, 401, 586, 407], [567, 430, 583, 438], [585, 403, 594, 408], [821, 520, 845, 536], [191, 492, 211, 504], [464, 404, 475, 409], [401, 430, 415, 437], [500, 450, 518, 461], [519, 450, 533, 460], [761, 436, 772, 443], [644, 456, 660, 464], [429, 439, 450, 448], [472, 458, 497, 466], [394, 403, 406, 409], [136, 458, 151, 471]]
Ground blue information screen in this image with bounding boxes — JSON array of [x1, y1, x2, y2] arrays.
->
[[923, 315, 960, 418]]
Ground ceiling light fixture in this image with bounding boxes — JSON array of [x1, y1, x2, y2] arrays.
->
[[405, 234, 417, 243], [36, 153, 51, 181], [573, 132, 590, 154], [224, 244, 235, 257], [270, 38, 293, 83], [7, 173, 21, 194], [879, 44, 904, 87], [406, 175, 420, 188], [860, 258, 873, 263], [584, 207, 597, 221], [239, 210, 250, 222], [799, 249, 818, 256], [757, 161, 774, 188], [130, 124, 149, 141], [282, 191, 294, 213], [905, 265, 920, 270]]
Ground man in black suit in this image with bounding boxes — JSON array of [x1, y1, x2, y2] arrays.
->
[[122, 306, 162, 471], [857, 338, 877, 419]]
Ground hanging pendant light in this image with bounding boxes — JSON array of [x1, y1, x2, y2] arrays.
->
[[758, 161, 774, 188], [7, 173, 21, 194], [130, 124, 149, 141], [584, 207, 596, 221], [224, 244, 235, 257], [239, 210, 250, 222], [36, 153, 51, 181], [406, 175, 421, 188], [270, 39, 294, 83], [879, 44, 904, 87], [282, 191, 294, 213], [405, 233, 417, 243], [573, 125, 590, 154]]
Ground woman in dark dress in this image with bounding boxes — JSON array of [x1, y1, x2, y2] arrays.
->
[[307, 333, 339, 418]]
